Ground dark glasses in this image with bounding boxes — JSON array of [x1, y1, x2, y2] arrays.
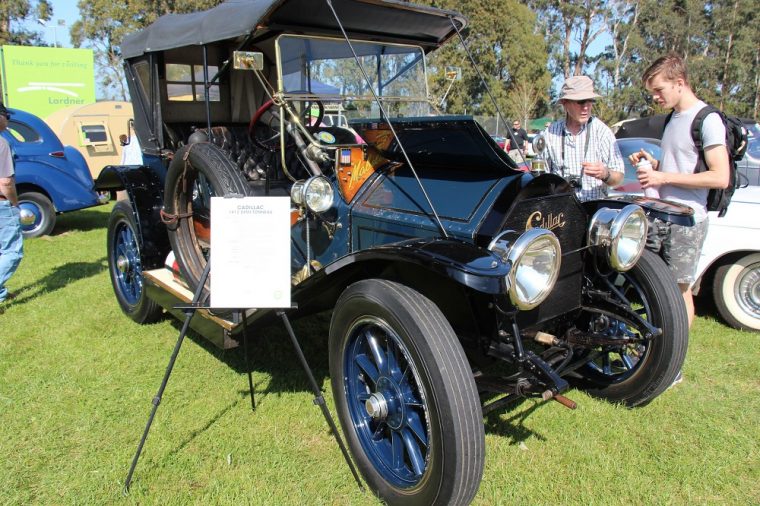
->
[[570, 99, 595, 106]]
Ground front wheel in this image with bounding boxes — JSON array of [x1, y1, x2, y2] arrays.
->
[[576, 250, 688, 407], [712, 253, 760, 331], [18, 191, 56, 238], [329, 279, 485, 505], [107, 201, 162, 323]]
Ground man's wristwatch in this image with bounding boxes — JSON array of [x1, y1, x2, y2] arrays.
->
[[601, 168, 611, 183]]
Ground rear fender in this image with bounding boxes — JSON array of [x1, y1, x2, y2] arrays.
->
[[15, 161, 101, 212], [96, 165, 170, 269]]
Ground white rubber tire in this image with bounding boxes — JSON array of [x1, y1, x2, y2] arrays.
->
[[712, 253, 760, 332]]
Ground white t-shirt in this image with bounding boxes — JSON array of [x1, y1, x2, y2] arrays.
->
[[0, 137, 14, 178], [659, 100, 726, 222], [120, 136, 143, 165]]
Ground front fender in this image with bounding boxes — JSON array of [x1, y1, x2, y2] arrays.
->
[[327, 238, 510, 293], [586, 195, 695, 226], [96, 165, 169, 269], [291, 237, 510, 317]]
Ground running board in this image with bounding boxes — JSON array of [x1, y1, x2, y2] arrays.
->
[[144, 268, 258, 349]]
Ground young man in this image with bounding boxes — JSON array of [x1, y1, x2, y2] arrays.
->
[[0, 102, 24, 309], [543, 75, 624, 201], [630, 54, 729, 329]]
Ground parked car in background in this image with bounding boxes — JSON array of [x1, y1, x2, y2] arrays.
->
[[613, 115, 760, 187], [739, 119, 760, 185], [615, 137, 760, 331], [1, 107, 108, 237], [490, 134, 506, 150]]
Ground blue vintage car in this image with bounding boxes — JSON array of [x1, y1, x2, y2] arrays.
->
[[1, 107, 108, 237]]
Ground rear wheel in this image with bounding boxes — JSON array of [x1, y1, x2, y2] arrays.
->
[[329, 279, 484, 505], [107, 201, 162, 323], [712, 253, 760, 331], [576, 250, 688, 406], [18, 191, 56, 238]]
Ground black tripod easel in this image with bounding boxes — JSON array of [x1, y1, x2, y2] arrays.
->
[[123, 260, 363, 493]]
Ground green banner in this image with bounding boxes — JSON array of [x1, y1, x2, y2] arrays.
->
[[1, 45, 96, 119]]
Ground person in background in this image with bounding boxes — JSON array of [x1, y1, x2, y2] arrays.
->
[[511, 120, 529, 153], [629, 53, 729, 333], [0, 102, 23, 311], [542, 75, 624, 200]]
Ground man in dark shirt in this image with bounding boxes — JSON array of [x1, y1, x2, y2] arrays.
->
[[511, 120, 529, 152]]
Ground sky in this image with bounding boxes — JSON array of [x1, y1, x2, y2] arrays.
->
[[28, 0, 80, 48]]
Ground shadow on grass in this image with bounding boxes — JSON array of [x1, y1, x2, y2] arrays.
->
[[49, 206, 111, 236], [159, 311, 331, 396], [7, 258, 107, 309], [483, 402, 545, 444], [160, 310, 543, 444]]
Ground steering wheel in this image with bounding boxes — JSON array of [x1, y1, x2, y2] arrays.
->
[[300, 99, 324, 131], [249, 99, 282, 152], [249, 97, 325, 152]]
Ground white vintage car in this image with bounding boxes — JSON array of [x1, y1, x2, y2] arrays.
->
[[695, 186, 760, 331], [616, 138, 760, 332]]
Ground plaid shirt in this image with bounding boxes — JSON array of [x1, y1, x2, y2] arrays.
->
[[543, 117, 624, 201]]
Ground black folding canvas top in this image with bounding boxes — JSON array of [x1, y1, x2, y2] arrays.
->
[[121, 0, 466, 59]]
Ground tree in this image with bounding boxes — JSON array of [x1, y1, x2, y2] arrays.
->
[[527, 0, 609, 78], [0, 0, 52, 46], [70, 0, 223, 100], [423, 0, 551, 125]]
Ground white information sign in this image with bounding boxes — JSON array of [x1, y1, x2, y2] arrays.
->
[[210, 196, 291, 308]]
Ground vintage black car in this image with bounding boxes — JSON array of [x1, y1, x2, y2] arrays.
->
[[98, 1, 694, 504]]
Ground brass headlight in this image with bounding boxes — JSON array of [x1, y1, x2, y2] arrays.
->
[[489, 228, 562, 310], [290, 176, 334, 213], [588, 204, 648, 271]]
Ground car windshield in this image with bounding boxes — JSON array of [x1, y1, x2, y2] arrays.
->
[[277, 35, 432, 119]]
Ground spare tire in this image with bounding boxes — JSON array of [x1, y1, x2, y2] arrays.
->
[[164, 143, 252, 305]]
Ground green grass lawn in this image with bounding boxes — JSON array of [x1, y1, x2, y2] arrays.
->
[[1, 203, 758, 505]]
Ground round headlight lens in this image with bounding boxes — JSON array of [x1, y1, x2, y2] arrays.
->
[[610, 205, 647, 271], [489, 228, 561, 310], [304, 176, 334, 213]]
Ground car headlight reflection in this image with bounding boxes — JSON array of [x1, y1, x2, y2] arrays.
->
[[588, 204, 647, 271], [489, 228, 562, 310], [290, 176, 334, 213]]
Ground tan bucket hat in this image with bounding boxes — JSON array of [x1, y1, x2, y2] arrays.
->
[[559, 76, 601, 101]]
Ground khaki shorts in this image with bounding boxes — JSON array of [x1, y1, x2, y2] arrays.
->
[[646, 217, 709, 284]]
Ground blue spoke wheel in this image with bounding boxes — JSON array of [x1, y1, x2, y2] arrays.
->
[[329, 279, 484, 505], [107, 201, 162, 323], [577, 250, 688, 407]]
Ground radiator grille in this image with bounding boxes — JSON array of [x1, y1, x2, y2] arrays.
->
[[501, 194, 586, 327]]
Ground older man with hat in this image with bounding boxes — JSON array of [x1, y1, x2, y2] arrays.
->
[[0, 102, 23, 311], [542, 75, 624, 201]]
